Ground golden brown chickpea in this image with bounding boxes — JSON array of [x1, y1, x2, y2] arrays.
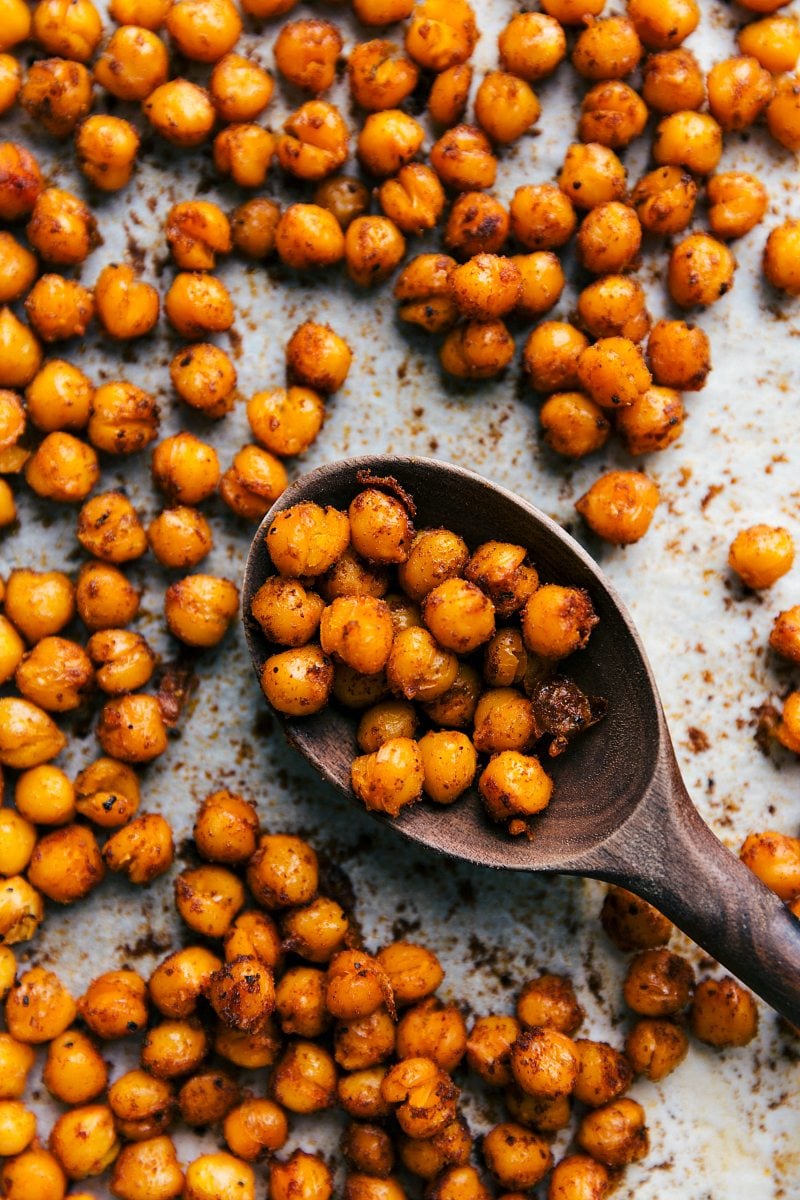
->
[[616, 385, 685, 454], [728, 524, 795, 589], [326, 949, 392, 1021], [108, 1070, 174, 1141], [1, 1146, 68, 1200], [93, 264, 159, 338], [76, 115, 140, 192], [0, 391, 25, 454], [395, 529, 466, 602], [483, 1123, 552, 1191], [287, 321, 352, 393], [167, 202, 231, 273], [429, 1165, 491, 1200], [0, 696, 66, 768], [573, 1039, 632, 1107], [0, 477, 15, 525], [270, 1151, 333, 1200], [26, 359, 91, 431], [174, 864, 245, 938], [231, 197, 281, 260], [646, 319, 709, 392], [343, 216, 405, 286], [19, 58, 92, 139], [245, 832, 317, 910], [370, 944, 440, 1010], [165, 0, 241, 63], [179, 1070, 240, 1127], [251, 576, 324, 647], [214, 124, 275, 189], [522, 584, 598, 659], [0, 236, 36, 306], [578, 277, 649, 344], [349, 39, 417, 111], [88, 381, 159, 456], [558, 143, 626, 210], [479, 750, 553, 830], [382, 1056, 458, 1138], [190, 789, 258, 865], [6, 965, 76, 1042], [94, 25, 168, 100], [0, 307, 41, 388], [275, 967, 328, 1038], [540, 0, 604, 23], [219, 445, 287, 520], [278, 100, 349, 181], [422, 577, 494, 652], [708, 55, 774, 131], [517, 975, 584, 1033], [28, 823, 104, 903], [164, 574, 237, 649], [312, 177, 369, 234], [274, 204, 344, 270], [669, 232, 736, 309], [394, 254, 455, 332], [210, 54, 273, 123], [76, 561, 140, 632], [0, 809, 36, 874], [396, 997, 467, 1071], [764, 218, 800, 293], [344, 1175, 408, 1200], [417, 729, 477, 803], [430, 124, 497, 191], [23, 432, 98, 502], [510, 1027, 579, 1098], [387, 626, 458, 700], [24, 276, 93, 344], [97, 692, 169, 763], [739, 14, 800, 72], [73, 756, 138, 827], [77, 492, 146, 563], [352, 0, 412, 21], [473, 687, 537, 754], [630, 165, 696, 236], [505, 1090, 572, 1135], [576, 470, 660, 544], [338, 1067, 391, 1120], [149, 947, 222, 1020], [147, 507, 212, 570], [740, 830, 800, 898], [0, 0, 30, 50], [465, 1014, 519, 1088], [111, 1135, 184, 1200], [104, 813, 173, 882], [141, 1018, 208, 1079], [378, 164, 445, 237], [653, 110, 722, 174], [641, 48, 704, 116], [628, 0, 698, 48], [548, 1154, 610, 1200], [260, 644, 334, 714], [577, 336, 651, 409], [271, 1039, 337, 1114], [355, 700, 416, 752], [601, 884, 672, 949], [319, 595, 393, 676], [15, 635, 93, 711], [579, 80, 648, 147], [79, 971, 148, 1042], [184, 1153, 255, 1200], [445, 193, 510, 258], [351, 737, 425, 814], [474, 71, 540, 145], [576, 1097, 648, 1167], [170, 347, 236, 419], [771, 693, 800, 752], [0, 142, 43, 221], [449, 255, 520, 321], [26, 188, 97, 266], [335, 1008, 396, 1071], [342, 1123, 395, 1176], [0, 1103, 35, 1158], [32, 0, 102, 60], [358, 111, 425, 180], [498, 12, 565, 81], [440, 318, 515, 379], [572, 17, 642, 80], [577, 201, 642, 275], [273, 18, 341, 93], [770, 605, 800, 663], [523, 322, 588, 393], [0, 613, 25, 684], [249, 390, 324, 462], [0, 875, 44, 943], [0, 1033, 35, 1099], [482, 629, 528, 688], [166, 273, 234, 339], [223, 1099, 288, 1160], [428, 63, 472, 126], [625, 1018, 688, 1081], [404, 0, 477, 69], [509, 252, 561, 319], [143, 79, 215, 146]]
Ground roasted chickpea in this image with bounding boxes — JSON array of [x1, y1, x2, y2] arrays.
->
[[167, 201, 232, 272], [287, 321, 352, 393], [577, 201, 642, 274], [478, 750, 553, 830], [173, 864, 245, 939], [378, 164, 445, 237], [764, 218, 800, 294], [165, 273, 233, 338], [474, 71, 540, 144], [628, 0, 698, 49], [231, 197, 281, 258], [146, 507, 212, 569], [23, 432, 98, 502], [625, 1018, 688, 1081], [94, 25, 168, 100], [523, 322, 588, 393], [165, 0, 241, 63], [572, 17, 642, 80], [572, 1039, 633, 1107], [0, 237, 35, 307], [314, 176, 370, 233], [522, 584, 598, 659], [31, 0, 102, 60], [141, 1019, 208, 1079], [405, 0, 477, 70], [183, 1152, 255, 1200], [342, 1123, 395, 1177], [270, 1151, 333, 1200], [219, 445, 287, 520], [548, 1155, 610, 1200], [381, 1056, 458, 1138], [739, 15, 800, 73], [108, 1069, 174, 1141], [691, 977, 760, 1048], [646, 318, 710, 391], [25, 360, 91, 432], [0, 1102, 36, 1157], [445, 192, 509, 258], [27, 188, 98, 266], [24, 275, 93, 345], [0, 307, 41, 388], [499, 12, 565, 80], [238, 0, 293, 17], [271, 1039, 337, 1113], [728, 525, 794, 589], [630, 165, 697, 237], [510, 1027, 579, 1099], [261, 644, 334, 714], [351, 736, 425, 815], [6, 965, 77, 1042], [273, 18, 341, 93], [19, 58, 92, 138], [668, 232, 736, 308], [77, 971, 148, 1042], [483, 1123, 552, 1191], [642, 47, 705, 112], [0, 875, 44, 943], [576, 336, 651, 409], [356, 699, 417, 751], [770, 605, 800, 663], [334, 1007, 396, 1071], [602, 887, 673, 951], [0, 142, 43, 221], [579, 80, 648, 147], [0, 1033, 35, 1099], [0, 0, 30, 50], [77, 492, 147, 562], [482, 629, 528, 688], [75, 115, 139, 192], [396, 997, 467, 1071], [387, 625, 458, 701], [93, 264, 159, 339], [169, 345, 237, 418], [103, 813, 175, 883], [343, 216, 405, 286], [473, 687, 537, 753], [616, 386, 685, 454], [27, 823, 104, 903], [73, 757, 139, 828], [429, 124, 496, 191], [514, 975, 583, 1034], [143, 79, 216, 147], [447, 254, 520, 321], [149, 947, 222, 1020], [223, 1099, 288, 1160], [17, 765, 74, 829], [540, 0, 603, 23], [1, 1146, 68, 1200], [97, 693, 169, 762], [395, 254, 458, 330], [558, 142, 626, 210], [214, 124, 275, 189], [210, 54, 273, 122], [352, 0, 412, 22], [76, 561, 140, 632], [0, 696, 67, 768], [576, 277, 648, 346], [224, 909, 282, 970], [278, 100, 349, 181], [338, 1067, 392, 1121], [0, 612, 25, 684], [415, 729, 475, 803], [428, 64, 472, 126], [348, 39, 417, 111], [110, 1135, 184, 1200], [576, 469, 660, 544], [273, 204, 344, 271], [708, 55, 774, 131], [576, 1097, 648, 1167], [358, 110, 425, 179], [653, 111, 722, 174], [440, 318, 514, 379], [740, 830, 800, 898], [88, 381, 159, 455], [14, 635, 93, 711]]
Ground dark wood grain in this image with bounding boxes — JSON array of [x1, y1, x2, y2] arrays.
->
[[242, 455, 800, 1025]]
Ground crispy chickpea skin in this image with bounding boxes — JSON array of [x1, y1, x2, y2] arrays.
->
[[141, 1019, 208, 1079], [579, 80, 648, 147], [625, 1018, 689, 1081], [558, 142, 626, 210], [577, 275, 650, 343], [522, 585, 598, 659], [647, 318, 710, 390], [396, 997, 467, 1070], [381, 1056, 458, 1139], [738, 15, 800, 73], [430, 124, 496, 192], [183, 1152, 256, 1200], [149, 946, 222, 1019], [167, 202, 231, 272], [342, 1123, 395, 1175], [577, 202, 642, 275], [445, 192, 509, 257], [165, 273, 233, 338], [74, 756, 139, 828], [0, 695, 67, 767], [174, 864, 245, 938], [653, 111, 722, 174], [88, 381, 159, 454], [616, 386, 685, 455], [314, 176, 370, 233], [483, 1122, 552, 1190], [20, 58, 93, 139], [77, 492, 147, 562], [94, 26, 169, 101], [449, 255, 520, 320], [80, 970, 148, 1040], [163, 573, 238, 647], [24, 276, 93, 344], [510, 1027, 578, 1098], [572, 17, 642, 80], [27, 188, 98, 266], [24, 433, 99, 502], [278, 100, 349, 182], [272, 1039, 337, 1113], [335, 1009, 396, 1071], [509, 185, 574, 251], [270, 1151, 333, 1200], [405, 0, 477, 70], [631, 165, 696, 237], [577, 337, 651, 408], [690, 976, 760, 1047], [165, 0, 241, 64], [210, 54, 273, 122], [275, 204, 344, 270], [642, 47, 705, 112], [576, 1097, 648, 1167], [668, 232, 736, 309], [576, 470, 660, 544], [440, 319, 514, 379], [418, 729, 477, 803], [548, 1154, 610, 1200], [349, 40, 418, 111], [148, 507, 213, 569], [282, 895, 349, 963], [94, 264, 159, 337], [770, 605, 800, 663], [287, 321, 352, 393], [517, 975, 584, 1034], [110, 1135, 184, 1200], [275, 967, 329, 1038], [345, 216, 406, 286], [169, 345, 236, 418], [6, 967, 77, 1043], [15, 635, 94, 710], [0, 307, 41, 388], [573, 1039, 633, 1106], [728, 525, 794, 589], [31, 0, 103, 61], [143, 79, 216, 147], [205, 955, 275, 1033], [261, 644, 334, 715], [0, 235, 36, 304], [223, 1098, 288, 1160], [97, 693, 169, 762], [76, 561, 140, 632], [764, 218, 800, 294], [707, 55, 774, 130], [479, 750, 553, 830], [219, 445, 287, 520]]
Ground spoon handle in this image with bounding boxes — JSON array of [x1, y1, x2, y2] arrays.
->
[[584, 755, 800, 1028]]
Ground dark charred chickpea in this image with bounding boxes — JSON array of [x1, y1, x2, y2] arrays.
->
[[165, 273, 234, 339], [404, 0, 478, 71], [358, 111, 425, 178], [523, 322, 588, 393], [165, 0, 241, 64], [625, 1018, 689, 1081], [499, 13, 566, 80], [428, 64, 473, 126], [314, 176, 370, 230], [110, 1135, 184, 1200], [707, 55, 774, 131], [6, 967, 77, 1043], [183, 1152, 255, 1200], [175, 865, 245, 938], [274, 19, 341, 93], [357, 699, 418, 751], [261, 645, 334, 715], [668, 232, 736, 309], [143, 79, 216, 147], [272, 1039, 337, 1113], [739, 15, 800, 73], [631, 166, 696, 236], [764, 218, 800, 294], [334, 1008, 396, 1071], [579, 80, 648, 147], [576, 470, 660, 544], [522, 584, 598, 659], [616, 386, 685, 454], [576, 1098, 648, 1167], [474, 72, 540, 144], [548, 1154, 610, 1200], [270, 1151, 333, 1200], [396, 997, 467, 1071], [349, 40, 418, 111], [642, 47, 705, 112], [205, 956, 275, 1033], [558, 143, 626, 210], [24, 433, 99, 502], [483, 1123, 553, 1191], [27, 188, 98, 266], [577, 202, 642, 274], [169, 345, 237, 418], [378, 164, 445, 236], [15, 635, 94, 711], [79, 970, 148, 1040], [210, 53, 273, 122], [94, 26, 169, 101], [231, 197, 281, 258], [479, 750, 554, 830], [573, 1040, 632, 1107], [278, 100, 349, 182], [214, 124, 275, 189], [164, 574, 238, 646], [149, 946, 222, 1018], [351, 737, 425, 815], [740, 830, 800, 898], [102, 813, 175, 884], [708, 169, 767, 237], [108, 1070, 174, 1141], [88, 381, 159, 455], [572, 17, 642, 80], [20, 59, 93, 138], [445, 192, 509, 257], [429, 124, 497, 191], [647, 319, 710, 390], [28, 824, 105, 904], [141, 1019, 208, 1080], [223, 1098, 288, 1160], [577, 337, 651, 408], [219, 445, 288, 520], [274, 204, 345, 270], [653, 111, 722, 174], [628, 0, 698, 49], [287, 321, 352, 393], [167, 201, 231, 271]]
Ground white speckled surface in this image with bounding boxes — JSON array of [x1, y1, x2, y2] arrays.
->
[[2, 0, 800, 1194]]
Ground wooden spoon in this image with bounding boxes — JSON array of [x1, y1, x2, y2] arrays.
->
[[243, 455, 800, 1025]]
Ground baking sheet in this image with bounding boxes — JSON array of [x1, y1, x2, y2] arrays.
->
[[2, 0, 800, 1194]]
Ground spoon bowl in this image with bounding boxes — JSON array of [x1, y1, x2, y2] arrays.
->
[[243, 455, 800, 1023]]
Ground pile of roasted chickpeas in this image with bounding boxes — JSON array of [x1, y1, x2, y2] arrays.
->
[[254, 480, 607, 829], [0, 786, 772, 1200]]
